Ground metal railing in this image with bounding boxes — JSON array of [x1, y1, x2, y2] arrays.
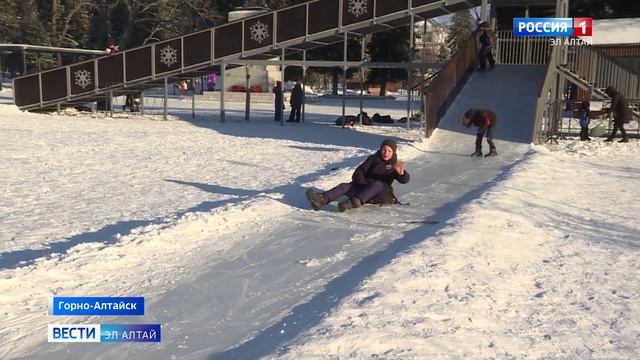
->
[[532, 45, 560, 144], [496, 31, 551, 65], [564, 44, 640, 99], [423, 35, 478, 137], [557, 99, 640, 140]]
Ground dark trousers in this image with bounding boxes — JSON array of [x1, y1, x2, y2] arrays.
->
[[288, 106, 301, 122], [580, 126, 590, 140], [609, 119, 628, 140], [479, 47, 495, 70], [475, 125, 496, 151], [324, 182, 385, 204], [274, 106, 283, 121]]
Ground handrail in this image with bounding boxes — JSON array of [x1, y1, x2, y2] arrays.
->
[[565, 43, 640, 99], [495, 31, 551, 65], [532, 45, 559, 144], [0, 43, 105, 55], [410, 69, 441, 91], [590, 45, 639, 75]]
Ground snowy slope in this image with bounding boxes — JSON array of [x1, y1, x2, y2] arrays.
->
[[1, 63, 638, 360], [273, 139, 640, 360]]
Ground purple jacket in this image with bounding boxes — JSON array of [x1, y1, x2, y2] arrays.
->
[[351, 151, 409, 204]]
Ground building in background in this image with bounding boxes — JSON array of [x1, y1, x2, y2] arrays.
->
[[414, 20, 450, 63]]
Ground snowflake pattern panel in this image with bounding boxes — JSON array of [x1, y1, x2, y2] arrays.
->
[[155, 39, 182, 73], [70, 62, 95, 94], [343, 0, 372, 24], [348, 0, 368, 17], [244, 15, 273, 51]]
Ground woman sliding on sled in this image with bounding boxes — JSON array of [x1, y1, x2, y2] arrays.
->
[[306, 139, 410, 212]]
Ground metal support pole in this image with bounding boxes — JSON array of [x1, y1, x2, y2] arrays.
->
[[163, 78, 168, 121], [57, 53, 62, 66], [109, 90, 114, 118], [407, 67, 413, 130], [408, 14, 415, 130], [22, 50, 27, 75], [221, 63, 226, 123], [359, 36, 365, 126], [341, 32, 347, 126], [302, 49, 307, 123], [37, 52, 40, 71], [245, 65, 251, 121], [423, 88, 428, 138], [192, 77, 196, 119], [280, 48, 285, 126], [140, 92, 145, 115], [481, 0, 488, 21]]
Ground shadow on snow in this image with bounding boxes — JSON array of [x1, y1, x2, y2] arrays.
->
[[207, 151, 535, 360]]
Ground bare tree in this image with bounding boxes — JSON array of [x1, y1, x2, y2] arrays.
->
[[48, 0, 95, 47]]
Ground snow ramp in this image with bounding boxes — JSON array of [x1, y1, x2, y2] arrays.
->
[[20, 66, 546, 360], [437, 64, 546, 144]]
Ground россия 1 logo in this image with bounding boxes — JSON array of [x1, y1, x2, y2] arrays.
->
[[513, 18, 592, 37]]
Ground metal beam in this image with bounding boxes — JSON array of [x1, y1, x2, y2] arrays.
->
[[0, 43, 105, 55], [227, 59, 442, 69]]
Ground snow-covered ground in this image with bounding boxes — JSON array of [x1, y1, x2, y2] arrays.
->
[[1, 65, 638, 360], [592, 18, 640, 45]]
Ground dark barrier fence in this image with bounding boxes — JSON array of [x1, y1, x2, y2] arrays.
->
[[423, 35, 478, 137]]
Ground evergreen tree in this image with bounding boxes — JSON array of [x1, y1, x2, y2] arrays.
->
[[438, 45, 449, 62], [367, 27, 411, 96], [0, 0, 19, 43], [445, 10, 474, 55], [570, 0, 640, 18], [306, 39, 362, 95]]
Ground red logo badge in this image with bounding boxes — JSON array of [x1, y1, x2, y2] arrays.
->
[[573, 18, 592, 36]]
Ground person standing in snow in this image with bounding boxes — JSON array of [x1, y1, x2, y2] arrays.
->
[[305, 139, 410, 212], [462, 108, 498, 157], [287, 82, 303, 122], [273, 81, 284, 122], [578, 100, 591, 141], [604, 86, 630, 143], [474, 21, 495, 71]]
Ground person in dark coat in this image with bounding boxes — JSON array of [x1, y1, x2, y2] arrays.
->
[[604, 86, 630, 143], [305, 139, 410, 212], [123, 92, 141, 112], [273, 81, 284, 121], [475, 21, 495, 71], [462, 108, 498, 157], [287, 82, 303, 122], [578, 100, 591, 141]]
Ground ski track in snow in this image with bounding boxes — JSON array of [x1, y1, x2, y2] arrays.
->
[[274, 141, 640, 360]]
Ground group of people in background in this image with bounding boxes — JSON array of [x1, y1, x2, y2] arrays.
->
[[576, 86, 631, 143], [272, 81, 303, 122], [470, 20, 632, 149]]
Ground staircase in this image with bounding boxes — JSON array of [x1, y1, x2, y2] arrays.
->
[[558, 44, 640, 100], [533, 41, 640, 144]]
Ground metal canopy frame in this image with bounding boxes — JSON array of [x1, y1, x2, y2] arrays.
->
[[13, 0, 482, 112]]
